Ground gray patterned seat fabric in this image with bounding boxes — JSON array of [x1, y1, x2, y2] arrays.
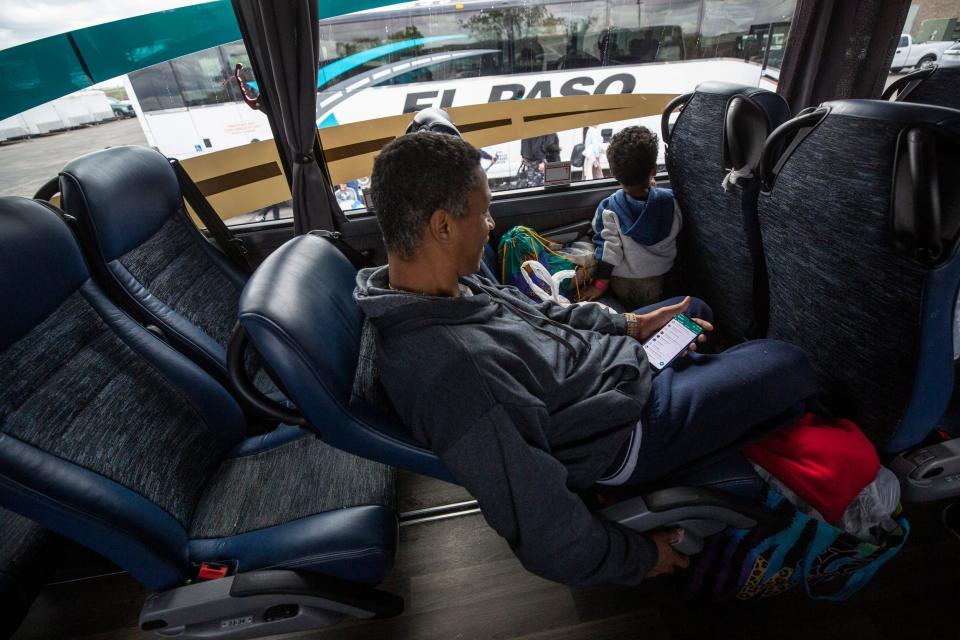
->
[[119, 214, 241, 351], [0, 509, 54, 638], [665, 82, 790, 341], [1, 289, 232, 528], [0, 196, 397, 591], [59, 145, 276, 396], [757, 100, 960, 451], [192, 430, 396, 539]]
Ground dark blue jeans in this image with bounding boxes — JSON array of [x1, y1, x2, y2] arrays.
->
[[624, 297, 819, 486]]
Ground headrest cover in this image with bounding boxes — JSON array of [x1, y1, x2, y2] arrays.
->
[[0, 197, 88, 349], [724, 90, 791, 175], [60, 146, 183, 261], [405, 107, 462, 137]]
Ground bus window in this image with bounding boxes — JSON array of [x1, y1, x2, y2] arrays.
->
[[312, 0, 799, 210], [1, 24, 291, 228], [121, 42, 292, 227]]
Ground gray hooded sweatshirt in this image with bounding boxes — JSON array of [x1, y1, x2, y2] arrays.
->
[[354, 266, 659, 585]]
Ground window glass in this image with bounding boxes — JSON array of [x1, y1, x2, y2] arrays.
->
[[316, 0, 800, 209], [129, 63, 186, 112], [889, 0, 960, 88], [170, 49, 236, 107], [0, 47, 289, 227]]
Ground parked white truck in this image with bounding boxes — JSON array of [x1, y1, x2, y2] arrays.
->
[[890, 34, 958, 72]]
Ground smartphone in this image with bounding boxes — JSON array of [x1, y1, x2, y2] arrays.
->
[[642, 314, 704, 371]]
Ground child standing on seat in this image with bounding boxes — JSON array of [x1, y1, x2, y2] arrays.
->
[[581, 126, 682, 308]]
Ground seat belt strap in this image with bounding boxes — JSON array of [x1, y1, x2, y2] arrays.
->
[[308, 229, 374, 268], [169, 158, 259, 274]]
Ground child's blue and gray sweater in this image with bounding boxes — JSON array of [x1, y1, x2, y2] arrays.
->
[[591, 187, 682, 280]]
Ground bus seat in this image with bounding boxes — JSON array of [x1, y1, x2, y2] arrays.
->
[[882, 65, 960, 111], [234, 233, 792, 557], [664, 81, 791, 341], [0, 509, 56, 638], [58, 145, 278, 400], [757, 100, 960, 454], [0, 196, 402, 638]]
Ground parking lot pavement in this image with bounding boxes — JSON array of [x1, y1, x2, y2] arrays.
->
[[0, 119, 148, 198]]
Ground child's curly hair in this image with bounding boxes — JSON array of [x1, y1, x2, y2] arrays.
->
[[606, 126, 658, 187]]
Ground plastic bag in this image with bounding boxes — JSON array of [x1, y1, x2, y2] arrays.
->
[[520, 260, 574, 305], [520, 260, 615, 313], [552, 240, 596, 268], [753, 462, 901, 544], [837, 467, 901, 544]]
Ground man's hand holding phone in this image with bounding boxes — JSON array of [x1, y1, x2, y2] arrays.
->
[[637, 297, 712, 345], [631, 297, 712, 370]]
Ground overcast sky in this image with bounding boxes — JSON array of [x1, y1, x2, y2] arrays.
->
[[0, 0, 217, 51]]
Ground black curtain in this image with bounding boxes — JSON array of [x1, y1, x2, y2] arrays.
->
[[232, 0, 344, 235], [777, 0, 912, 112]]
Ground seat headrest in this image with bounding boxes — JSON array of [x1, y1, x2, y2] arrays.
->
[[0, 197, 88, 350], [821, 99, 960, 130], [239, 235, 361, 404], [721, 88, 791, 177], [60, 146, 183, 261], [239, 236, 453, 480], [405, 107, 462, 137]]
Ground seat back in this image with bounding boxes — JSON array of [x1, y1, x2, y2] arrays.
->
[[664, 82, 791, 340], [237, 235, 453, 481], [59, 146, 247, 382], [757, 100, 960, 451], [886, 65, 960, 111], [0, 197, 247, 590]]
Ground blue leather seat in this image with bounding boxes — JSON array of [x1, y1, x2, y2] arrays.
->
[[59, 146, 274, 395], [0, 508, 55, 638], [757, 100, 960, 452], [664, 82, 791, 340], [0, 197, 399, 634], [236, 233, 766, 499], [884, 65, 960, 111]]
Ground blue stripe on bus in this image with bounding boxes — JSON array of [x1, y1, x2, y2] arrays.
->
[[317, 35, 466, 88], [318, 113, 339, 128]]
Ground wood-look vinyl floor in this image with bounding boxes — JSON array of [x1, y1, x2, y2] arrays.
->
[[12, 473, 960, 640]]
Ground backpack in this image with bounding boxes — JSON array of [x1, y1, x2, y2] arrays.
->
[[685, 487, 909, 602]]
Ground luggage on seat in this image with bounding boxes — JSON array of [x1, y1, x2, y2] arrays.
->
[[0, 196, 400, 639], [663, 82, 791, 341], [756, 100, 960, 453]]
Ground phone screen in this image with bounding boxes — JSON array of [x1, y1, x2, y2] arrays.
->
[[642, 314, 703, 371]]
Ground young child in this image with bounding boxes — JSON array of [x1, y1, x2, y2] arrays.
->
[[582, 126, 681, 309]]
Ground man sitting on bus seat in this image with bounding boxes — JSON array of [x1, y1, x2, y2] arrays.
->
[[582, 126, 681, 309], [353, 132, 819, 586]]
